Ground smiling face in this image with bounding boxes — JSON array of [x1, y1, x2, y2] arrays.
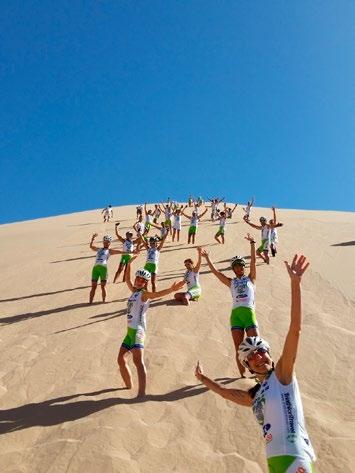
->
[[134, 276, 147, 289], [232, 262, 245, 277], [247, 348, 273, 374], [184, 259, 193, 270]]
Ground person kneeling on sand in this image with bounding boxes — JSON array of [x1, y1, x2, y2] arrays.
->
[[117, 256, 184, 397], [174, 247, 202, 305], [195, 255, 316, 473]]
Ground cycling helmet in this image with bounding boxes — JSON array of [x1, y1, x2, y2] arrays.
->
[[103, 235, 112, 242], [135, 269, 151, 281], [238, 336, 270, 367], [230, 256, 246, 267]]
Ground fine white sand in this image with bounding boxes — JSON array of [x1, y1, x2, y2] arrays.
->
[[1, 205, 354, 473]]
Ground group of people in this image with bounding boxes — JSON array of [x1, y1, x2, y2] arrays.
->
[[90, 198, 316, 473]]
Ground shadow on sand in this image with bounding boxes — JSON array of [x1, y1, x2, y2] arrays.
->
[[0, 286, 90, 304], [331, 241, 355, 247], [0, 377, 239, 435]]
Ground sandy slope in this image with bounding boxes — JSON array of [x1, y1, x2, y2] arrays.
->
[[0, 205, 354, 473]]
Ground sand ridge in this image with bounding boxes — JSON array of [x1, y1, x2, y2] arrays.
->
[[1, 204, 355, 472]]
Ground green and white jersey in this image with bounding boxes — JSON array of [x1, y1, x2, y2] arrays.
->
[[136, 222, 145, 234], [173, 214, 182, 230], [184, 270, 200, 290], [270, 228, 278, 243], [261, 225, 270, 241], [146, 247, 160, 265], [126, 290, 150, 331], [145, 214, 153, 224], [252, 371, 316, 461], [190, 214, 199, 227], [123, 239, 133, 254], [95, 248, 110, 266], [230, 276, 255, 309], [219, 216, 226, 228], [164, 207, 172, 220]]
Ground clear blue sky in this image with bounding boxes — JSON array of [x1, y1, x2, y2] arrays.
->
[[0, 1, 354, 224]]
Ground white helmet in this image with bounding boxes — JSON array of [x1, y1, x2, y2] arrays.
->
[[238, 336, 270, 367], [135, 269, 151, 281], [230, 255, 246, 267], [103, 235, 112, 242]]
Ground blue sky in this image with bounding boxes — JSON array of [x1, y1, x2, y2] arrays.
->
[[0, 1, 354, 224]]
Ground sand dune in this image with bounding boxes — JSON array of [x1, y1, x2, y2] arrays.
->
[[1, 205, 354, 472]]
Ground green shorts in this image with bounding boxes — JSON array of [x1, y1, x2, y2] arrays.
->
[[165, 219, 171, 226], [230, 306, 258, 331], [187, 285, 201, 300], [144, 262, 157, 274], [91, 264, 108, 282], [145, 223, 151, 231], [258, 239, 269, 253], [122, 327, 145, 350], [189, 225, 197, 235], [120, 254, 132, 265], [216, 226, 225, 236], [267, 455, 315, 473]]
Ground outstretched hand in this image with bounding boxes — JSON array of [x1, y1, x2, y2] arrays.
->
[[284, 255, 309, 282], [200, 249, 209, 258], [170, 280, 185, 292], [244, 233, 255, 243], [92, 233, 98, 239], [195, 361, 203, 380]]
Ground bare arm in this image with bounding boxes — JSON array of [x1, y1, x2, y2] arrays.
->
[[275, 255, 310, 385], [89, 234, 100, 252], [157, 233, 168, 251], [182, 210, 192, 219], [245, 234, 256, 282], [272, 206, 277, 224], [115, 224, 125, 242], [142, 280, 185, 301], [195, 362, 252, 407], [194, 247, 202, 272], [201, 250, 231, 287], [199, 208, 208, 219], [244, 219, 261, 230], [124, 255, 139, 292]]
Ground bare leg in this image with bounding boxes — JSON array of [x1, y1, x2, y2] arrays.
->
[[231, 329, 246, 377], [188, 232, 192, 244], [177, 230, 180, 242], [89, 281, 97, 304], [172, 228, 176, 242], [221, 234, 225, 244], [256, 249, 267, 263], [113, 263, 124, 283], [192, 233, 196, 244], [174, 292, 190, 305], [263, 251, 270, 265], [151, 273, 157, 292], [100, 281, 107, 302], [122, 264, 128, 282], [117, 346, 133, 389], [214, 233, 221, 243], [132, 348, 146, 397]]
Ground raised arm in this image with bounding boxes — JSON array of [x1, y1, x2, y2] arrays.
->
[[195, 362, 253, 407], [115, 224, 125, 242], [142, 279, 185, 301], [182, 210, 192, 219], [275, 255, 310, 385], [201, 250, 231, 287], [194, 247, 202, 272], [198, 208, 208, 219], [157, 233, 168, 251], [244, 218, 261, 230], [244, 234, 256, 282], [124, 255, 139, 292], [231, 203, 238, 213], [272, 206, 277, 224], [89, 233, 100, 252]]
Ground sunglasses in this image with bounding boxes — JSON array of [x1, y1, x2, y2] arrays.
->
[[247, 347, 268, 361]]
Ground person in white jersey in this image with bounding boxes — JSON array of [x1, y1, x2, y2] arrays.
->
[[133, 215, 146, 239], [89, 233, 129, 304], [159, 203, 173, 235], [153, 204, 162, 224], [182, 206, 208, 244], [136, 204, 143, 219], [172, 206, 183, 242], [118, 256, 185, 397], [102, 205, 113, 223], [195, 255, 315, 473], [244, 207, 283, 264], [174, 247, 202, 305], [269, 207, 279, 257], [214, 202, 237, 244], [243, 196, 255, 220], [201, 234, 258, 377], [144, 203, 154, 233], [226, 203, 238, 219], [113, 225, 141, 283], [141, 234, 167, 292]]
